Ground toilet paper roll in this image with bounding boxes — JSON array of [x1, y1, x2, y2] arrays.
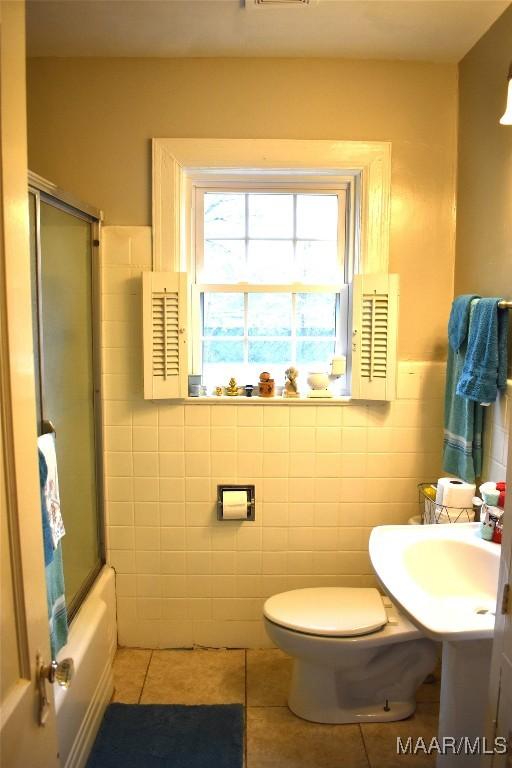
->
[[221, 489, 248, 520], [435, 478, 452, 505], [441, 479, 476, 508], [435, 477, 476, 522]]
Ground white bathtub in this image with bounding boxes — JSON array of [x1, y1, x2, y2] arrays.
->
[[54, 566, 117, 768]]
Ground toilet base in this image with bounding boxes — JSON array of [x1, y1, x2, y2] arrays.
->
[[287, 639, 435, 724], [289, 692, 416, 724], [263, 597, 438, 726]]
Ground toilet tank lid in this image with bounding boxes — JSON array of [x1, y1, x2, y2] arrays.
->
[[263, 587, 387, 637]]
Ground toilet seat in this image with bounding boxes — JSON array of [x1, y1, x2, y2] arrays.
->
[[263, 587, 388, 637]]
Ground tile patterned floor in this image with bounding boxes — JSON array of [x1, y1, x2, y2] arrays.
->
[[112, 647, 440, 768]]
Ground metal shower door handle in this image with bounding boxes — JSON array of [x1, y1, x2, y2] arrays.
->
[[41, 419, 56, 436]]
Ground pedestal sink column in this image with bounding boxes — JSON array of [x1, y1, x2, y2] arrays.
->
[[437, 638, 493, 767]]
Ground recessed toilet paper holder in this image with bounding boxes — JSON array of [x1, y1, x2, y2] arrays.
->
[[217, 484, 255, 521]]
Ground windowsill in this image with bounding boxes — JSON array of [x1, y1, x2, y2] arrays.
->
[[182, 395, 352, 405]]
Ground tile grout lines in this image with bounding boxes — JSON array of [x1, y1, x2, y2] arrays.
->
[[358, 723, 372, 768], [138, 650, 153, 704]]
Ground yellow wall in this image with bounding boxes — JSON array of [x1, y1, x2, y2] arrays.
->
[[455, 6, 512, 298], [27, 57, 457, 361]]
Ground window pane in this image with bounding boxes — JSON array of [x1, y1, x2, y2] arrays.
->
[[248, 340, 292, 364], [204, 193, 245, 238], [202, 239, 245, 283], [296, 241, 340, 283], [296, 293, 336, 336], [248, 293, 291, 336], [247, 241, 294, 283], [203, 340, 244, 363], [296, 194, 338, 240], [297, 340, 335, 364], [248, 194, 293, 238], [203, 293, 244, 336]]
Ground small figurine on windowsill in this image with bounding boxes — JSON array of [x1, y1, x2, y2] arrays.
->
[[215, 386, 223, 397], [258, 371, 275, 398], [226, 378, 239, 397], [283, 366, 299, 398]]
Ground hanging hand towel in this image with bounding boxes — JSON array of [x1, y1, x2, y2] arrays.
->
[[38, 441, 68, 656], [45, 543, 68, 657], [38, 449, 54, 567], [443, 295, 483, 483], [37, 433, 65, 548], [456, 298, 508, 405]]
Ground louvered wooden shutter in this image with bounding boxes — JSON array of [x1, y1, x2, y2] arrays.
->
[[143, 271, 187, 399], [351, 273, 399, 401]]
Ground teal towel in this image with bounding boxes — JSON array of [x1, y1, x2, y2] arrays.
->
[[443, 296, 483, 482], [448, 295, 477, 351], [38, 449, 54, 567], [38, 447, 68, 655], [46, 543, 68, 657], [457, 298, 508, 404]]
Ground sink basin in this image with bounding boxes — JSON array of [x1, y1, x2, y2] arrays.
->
[[369, 522, 500, 641], [370, 521, 502, 764]]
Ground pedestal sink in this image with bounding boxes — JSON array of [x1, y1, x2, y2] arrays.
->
[[369, 523, 500, 767]]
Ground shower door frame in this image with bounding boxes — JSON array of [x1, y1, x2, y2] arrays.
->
[[29, 171, 106, 622]]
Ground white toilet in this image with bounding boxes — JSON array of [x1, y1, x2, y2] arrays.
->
[[263, 587, 437, 724]]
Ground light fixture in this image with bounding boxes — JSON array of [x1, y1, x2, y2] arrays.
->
[[499, 63, 512, 125]]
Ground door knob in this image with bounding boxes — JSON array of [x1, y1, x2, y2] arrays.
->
[[37, 656, 74, 726], [41, 658, 74, 688]]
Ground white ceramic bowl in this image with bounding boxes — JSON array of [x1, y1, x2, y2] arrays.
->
[[307, 372, 329, 390]]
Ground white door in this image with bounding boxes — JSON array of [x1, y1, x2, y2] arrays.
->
[[0, 2, 60, 765], [489, 518, 512, 765], [487, 437, 512, 766]]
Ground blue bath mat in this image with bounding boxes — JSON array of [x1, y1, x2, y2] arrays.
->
[[87, 703, 244, 768]]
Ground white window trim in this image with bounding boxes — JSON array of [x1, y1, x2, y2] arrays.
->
[[151, 138, 392, 402], [152, 138, 391, 276]]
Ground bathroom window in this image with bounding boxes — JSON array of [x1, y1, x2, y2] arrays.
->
[[146, 138, 397, 401], [194, 187, 350, 390]]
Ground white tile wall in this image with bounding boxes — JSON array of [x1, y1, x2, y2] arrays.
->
[[482, 381, 511, 484], [102, 227, 447, 648]]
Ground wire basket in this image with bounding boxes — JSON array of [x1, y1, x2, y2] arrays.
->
[[418, 482, 476, 524]]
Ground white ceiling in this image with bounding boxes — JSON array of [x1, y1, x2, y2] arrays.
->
[[26, 0, 509, 63]]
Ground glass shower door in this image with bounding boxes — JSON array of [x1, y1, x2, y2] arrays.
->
[[30, 188, 104, 619]]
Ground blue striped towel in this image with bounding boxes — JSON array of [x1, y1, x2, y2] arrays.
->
[[456, 298, 508, 405], [38, 445, 68, 656], [45, 543, 68, 657], [38, 434, 65, 548], [443, 295, 483, 482], [38, 449, 54, 567]]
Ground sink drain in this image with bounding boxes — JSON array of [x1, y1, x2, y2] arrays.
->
[[475, 608, 495, 615]]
